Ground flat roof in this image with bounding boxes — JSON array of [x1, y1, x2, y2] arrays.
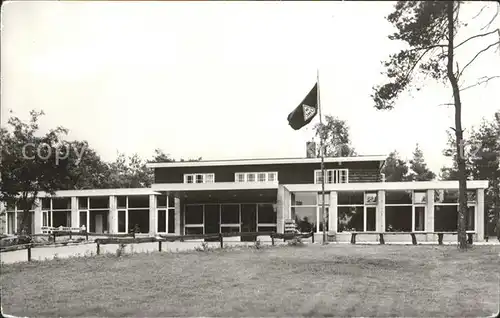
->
[[146, 155, 388, 168]]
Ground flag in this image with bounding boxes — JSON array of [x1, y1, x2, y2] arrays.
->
[[287, 83, 318, 130]]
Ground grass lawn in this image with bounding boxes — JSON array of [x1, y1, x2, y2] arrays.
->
[[1, 244, 499, 317]]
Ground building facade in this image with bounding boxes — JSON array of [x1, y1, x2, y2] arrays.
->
[[0, 155, 489, 242]]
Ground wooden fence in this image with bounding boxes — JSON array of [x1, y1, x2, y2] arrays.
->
[[0, 231, 314, 262]]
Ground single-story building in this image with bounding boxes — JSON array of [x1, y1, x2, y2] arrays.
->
[[0, 153, 489, 243]]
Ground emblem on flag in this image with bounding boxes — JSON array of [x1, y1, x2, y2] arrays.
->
[[302, 104, 316, 121]]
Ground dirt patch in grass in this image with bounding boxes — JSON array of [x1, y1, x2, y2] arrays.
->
[[1, 245, 499, 317]]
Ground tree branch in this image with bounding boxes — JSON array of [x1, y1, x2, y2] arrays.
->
[[459, 75, 500, 92], [481, 3, 499, 31], [457, 41, 500, 80], [472, 4, 488, 20], [454, 29, 499, 50]]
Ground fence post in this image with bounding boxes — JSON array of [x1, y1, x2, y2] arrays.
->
[[219, 233, 223, 249], [311, 231, 315, 243], [158, 240, 162, 252], [411, 233, 417, 245], [53, 232, 56, 243], [69, 231, 72, 240], [271, 233, 275, 246], [85, 231, 89, 241], [379, 233, 385, 245], [27, 244, 32, 262], [96, 242, 100, 255]]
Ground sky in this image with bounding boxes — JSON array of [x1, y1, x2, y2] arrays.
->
[[2, 1, 499, 174]]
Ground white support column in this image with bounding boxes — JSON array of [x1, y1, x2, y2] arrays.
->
[[329, 191, 338, 233], [108, 196, 117, 234], [276, 185, 290, 234], [34, 198, 42, 234], [477, 188, 485, 242], [282, 186, 291, 234], [426, 190, 434, 232], [175, 196, 181, 235], [0, 201, 5, 234], [377, 190, 385, 232], [71, 197, 79, 230], [149, 194, 157, 236]]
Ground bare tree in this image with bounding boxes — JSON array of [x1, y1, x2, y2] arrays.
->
[[372, 2, 499, 249]]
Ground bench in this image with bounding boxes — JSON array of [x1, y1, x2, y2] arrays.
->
[[348, 232, 474, 245]]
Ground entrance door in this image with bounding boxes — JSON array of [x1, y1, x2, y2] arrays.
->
[[241, 204, 257, 242], [204, 204, 220, 242], [95, 214, 103, 234]]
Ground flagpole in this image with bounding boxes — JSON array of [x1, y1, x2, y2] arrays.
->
[[317, 69, 326, 245]]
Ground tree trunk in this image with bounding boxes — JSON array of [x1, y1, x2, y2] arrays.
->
[[447, 1, 468, 249]]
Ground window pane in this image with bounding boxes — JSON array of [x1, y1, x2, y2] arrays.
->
[[236, 173, 245, 182], [42, 212, 48, 227], [157, 210, 166, 233], [247, 173, 255, 182], [268, 172, 276, 182], [53, 211, 71, 227], [414, 206, 425, 231], [434, 205, 457, 232], [467, 206, 475, 231], [257, 204, 277, 224], [291, 192, 317, 206], [168, 209, 175, 233], [258, 226, 277, 233], [221, 204, 239, 224], [338, 206, 363, 232], [257, 173, 266, 182], [42, 198, 51, 210], [434, 190, 458, 203], [365, 192, 378, 205], [79, 211, 87, 228], [185, 205, 203, 224], [196, 175, 204, 183], [90, 197, 109, 209], [414, 191, 427, 204], [186, 175, 193, 183], [185, 227, 203, 235], [385, 206, 412, 232], [291, 207, 316, 233], [78, 197, 88, 209], [339, 170, 348, 183], [18, 200, 35, 211], [118, 210, 126, 233], [7, 212, 15, 234], [221, 226, 240, 233], [366, 207, 376, 231], [205, 174, 214, 183], [315, 171, 323, 184], [317, 193, 330, 205], [117, 196, 127, 208], [128, 195, 149, 208], [128, 209, 149, 233], [385, 191, 412, 205], [52, 198, 71, 210], [338, 191, 364, 205]]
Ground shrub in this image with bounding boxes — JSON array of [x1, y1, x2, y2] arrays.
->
[[254, 239, 262, 249], [287, 237, 305, 247], [195, 242, 210, 252], [116, 243, 126, 257]]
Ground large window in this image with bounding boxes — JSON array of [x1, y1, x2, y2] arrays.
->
[[183, 173, 215, 184], [114, 195, 150, 234], [291, 192, 329, 233], [41, 197, 70, 232], [257, 203, 277, 232], [156, 194, 176, 234], [434, 189, 476, 232], [314, 169, 349, 184], [235, 172, 278, 183], [80, 196, 110, 234], [385, 190, 413, 232], [337, 191, 367, 232], [6, 200, 35, 234]]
